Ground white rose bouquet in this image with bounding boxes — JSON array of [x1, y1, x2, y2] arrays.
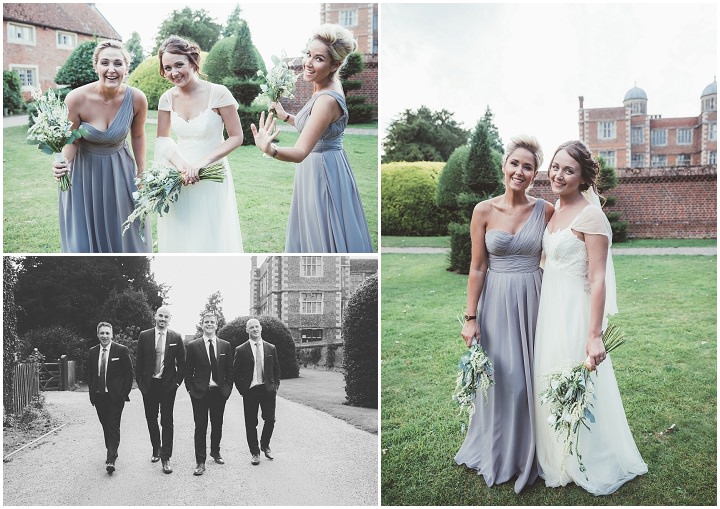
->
[[256, 53, 299, 104]]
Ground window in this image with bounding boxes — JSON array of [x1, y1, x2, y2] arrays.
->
[[630, 101, 646, 115], [709, 151, 717, 165], [709, 123, 717, 141], [651, 155, 667, 167], [301, 256, 322, 277], [8, 22, 35, 45], [56, 31, 76, 49], [676, 154, 691, 166], [651, 128, 667, 146], [704, 96, 717, 112], [299, 328, 323, 343], [631, 126, 644, 144], [631, 153, 644, 168], [339, 9, 358, 26], [676, 128, 692, 145], [259, 273, 268, 296], [300, 292, 323, 314], [9, 65, 38, 88], [598, 151, 616, 168], [598, 121, 615, 140]]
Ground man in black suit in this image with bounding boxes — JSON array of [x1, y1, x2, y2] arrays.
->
[[87, 322, 133, 474], [184, 312, 233, 476], [136, 306, 185, 474], [233, 318, 281, 465]]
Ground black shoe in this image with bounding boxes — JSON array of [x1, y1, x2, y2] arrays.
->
[[210, 454, 224, 464], [106, 461, 115, 474], [151, 455, 160, 463], [261, 446, 274, 460], [162, 460, 173, 474], [251, 454, 260, 465], [193, 462, 205, 476]]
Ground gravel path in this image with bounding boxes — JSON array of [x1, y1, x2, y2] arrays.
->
[[3, 388, 377, 505]]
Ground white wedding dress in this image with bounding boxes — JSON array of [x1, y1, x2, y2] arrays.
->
[[155, 83, 243, 253], [533, 204, 647, 495]]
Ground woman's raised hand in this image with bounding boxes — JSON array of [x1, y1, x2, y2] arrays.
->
[[251, 111, 280, 155]]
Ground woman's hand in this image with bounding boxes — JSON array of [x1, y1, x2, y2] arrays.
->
[[584, 333, 606, 371], [461, 320, 477, 349], [181, 165, 200, 185], [250, 111, 280, 155], [270, 101, 288, 120], [51, 157, 69, 182]]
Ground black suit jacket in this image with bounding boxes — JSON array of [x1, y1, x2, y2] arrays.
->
[[233, 339, 281, 396], [88, 342, 134, 406], [184, 337, 233, 399], [135, 327, 185, 395]]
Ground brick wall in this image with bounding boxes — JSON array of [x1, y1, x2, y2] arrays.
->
[[529, 166, 717, 239]]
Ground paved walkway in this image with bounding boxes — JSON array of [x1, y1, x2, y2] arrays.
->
[[382, 246, 717, 255]]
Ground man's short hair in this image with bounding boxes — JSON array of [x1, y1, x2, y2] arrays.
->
[[97, 321, 113, 334]]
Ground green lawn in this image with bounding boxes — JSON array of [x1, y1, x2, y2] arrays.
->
[[3, 124, 378, 253], [381, 253, 716, 505], [381, 236, 716, 249]]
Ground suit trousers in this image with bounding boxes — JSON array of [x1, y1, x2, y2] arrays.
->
[[94, 392, 125, 462], [190, 387, 226, 463], [243, 385, 276, 455], [142, 378, 177, 460]]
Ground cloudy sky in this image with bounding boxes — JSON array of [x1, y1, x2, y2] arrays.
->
[[95, 2, 323, 66], [379, 3, 717, 169]]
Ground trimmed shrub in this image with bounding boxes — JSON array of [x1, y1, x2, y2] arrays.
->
[[55, 40, 98, 89], [436, 144, 470, 209], [447, 222, 472, 274], [297, 346, 323, 367], [3, 71, 25, 115], [20, 325, 87, 362], [343, 273, 378, 408], [381, 162, 454, 236], [346, 95, 375, 124], [237, 104, 267, 146], [221, 77, 261, 110], [219, 315, 300, 379], [127, 55, 173, 111]]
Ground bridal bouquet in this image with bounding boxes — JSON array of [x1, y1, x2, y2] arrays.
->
[[256, 53, 298, 103], [122, 160, 225, 239], [539, 323, 626, 477], [26, 88, 88, 191], [452, 328, 495, 432]]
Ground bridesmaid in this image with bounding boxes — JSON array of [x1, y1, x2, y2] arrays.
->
[[251, 24, 373, 253], [454, 136, 554, 493], [52, 39, 151, 252]]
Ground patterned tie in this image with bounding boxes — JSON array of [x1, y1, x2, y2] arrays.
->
[[255, 342, 264, 384], [99, 347, 107, 393], [208, 339, 219, 384], [154, 332, 164, 377]]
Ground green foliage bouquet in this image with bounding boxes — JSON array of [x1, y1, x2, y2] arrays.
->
[[539, 323, 626, 477], [256, 53, 298, 104], [26, 88, 87, 191], [122, 160, 225, 240], [452, 329, 495, 432]]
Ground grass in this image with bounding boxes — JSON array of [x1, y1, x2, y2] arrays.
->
[[381, 253, 716, 505], [381, 236, 716, 250], [3, 124, 378, 253]]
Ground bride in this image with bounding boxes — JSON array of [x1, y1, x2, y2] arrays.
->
[[533, 140, 647, 495], [154, 36, 243, 252]]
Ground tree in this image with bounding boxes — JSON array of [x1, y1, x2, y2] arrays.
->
[[481, 105, 504, 154], [223, 5, 243, 37], [220, 21, 262, 106], [3, 71, 25, 114], [55, 40, 98, 89], [382, 106, 469, 163], [597, 156, 629, 242], [339, 52, 375, 124], [465, 120, 502, 196], [343, 273, 378, 408], [125, 31, 145, 73], [152, 7, 222, 53], [4, 257, 21, 413], [195, 291, 227, 337]]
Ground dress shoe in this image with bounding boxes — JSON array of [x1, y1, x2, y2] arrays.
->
[[105, 462, 115, 474], [261, 446, 274, 460], [162, 460, 173, 474], [210, 454, 225, 464], [151, 455, 160, 463], [251, 454, 260, 465], [193, 463, 206, 476]]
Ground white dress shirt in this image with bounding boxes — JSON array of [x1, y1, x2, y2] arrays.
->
[[153, 328, 166, 379], [98, 341, 112, 392], [249, 339, 264, 389], [204, 336, 219, 388]]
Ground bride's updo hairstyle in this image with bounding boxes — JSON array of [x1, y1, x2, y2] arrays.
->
[[93, 39, 130, 67], [550, 140, 600, 193], [310, 24, 358, 79], [158, 35, 202, 76], [503, 135, 543, 171]]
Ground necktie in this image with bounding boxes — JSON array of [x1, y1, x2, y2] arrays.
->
[[208, 340, 219, 384], [255, 342, 264, 383], [154, 332, 164, 376], [99, 348, 107, 393]]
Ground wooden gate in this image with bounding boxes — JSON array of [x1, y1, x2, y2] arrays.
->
[[11, 363, 40, 415]]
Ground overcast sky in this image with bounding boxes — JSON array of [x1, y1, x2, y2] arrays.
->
[[95, 2, 323, 66], [380, 3, 717, 169]]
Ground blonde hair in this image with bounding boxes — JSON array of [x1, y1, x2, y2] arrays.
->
[[309, 24, 358, 78], [503, 135, 543, 171], [93, 40, 130, 67]]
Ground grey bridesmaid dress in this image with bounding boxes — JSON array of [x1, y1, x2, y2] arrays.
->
[[285, 90, 373, 253], [454, 198, 545, 493], [58, 87, 151, 253]]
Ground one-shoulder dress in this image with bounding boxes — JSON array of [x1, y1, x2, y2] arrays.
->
[[59, 87, 151, 253], [286, 90, 373, 253], [454, 198, 546, 494]]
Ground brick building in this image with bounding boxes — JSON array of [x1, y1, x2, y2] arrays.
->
[[249, 256, 377, 355], [280, 2, 379, 120], [3, 3, 121, 96], [578, 79, 717, 168]]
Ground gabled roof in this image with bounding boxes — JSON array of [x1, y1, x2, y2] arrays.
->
[[3, 3, 121, 40]]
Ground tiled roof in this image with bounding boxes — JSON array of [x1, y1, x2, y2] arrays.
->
[[3, 3, 121, 40]]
